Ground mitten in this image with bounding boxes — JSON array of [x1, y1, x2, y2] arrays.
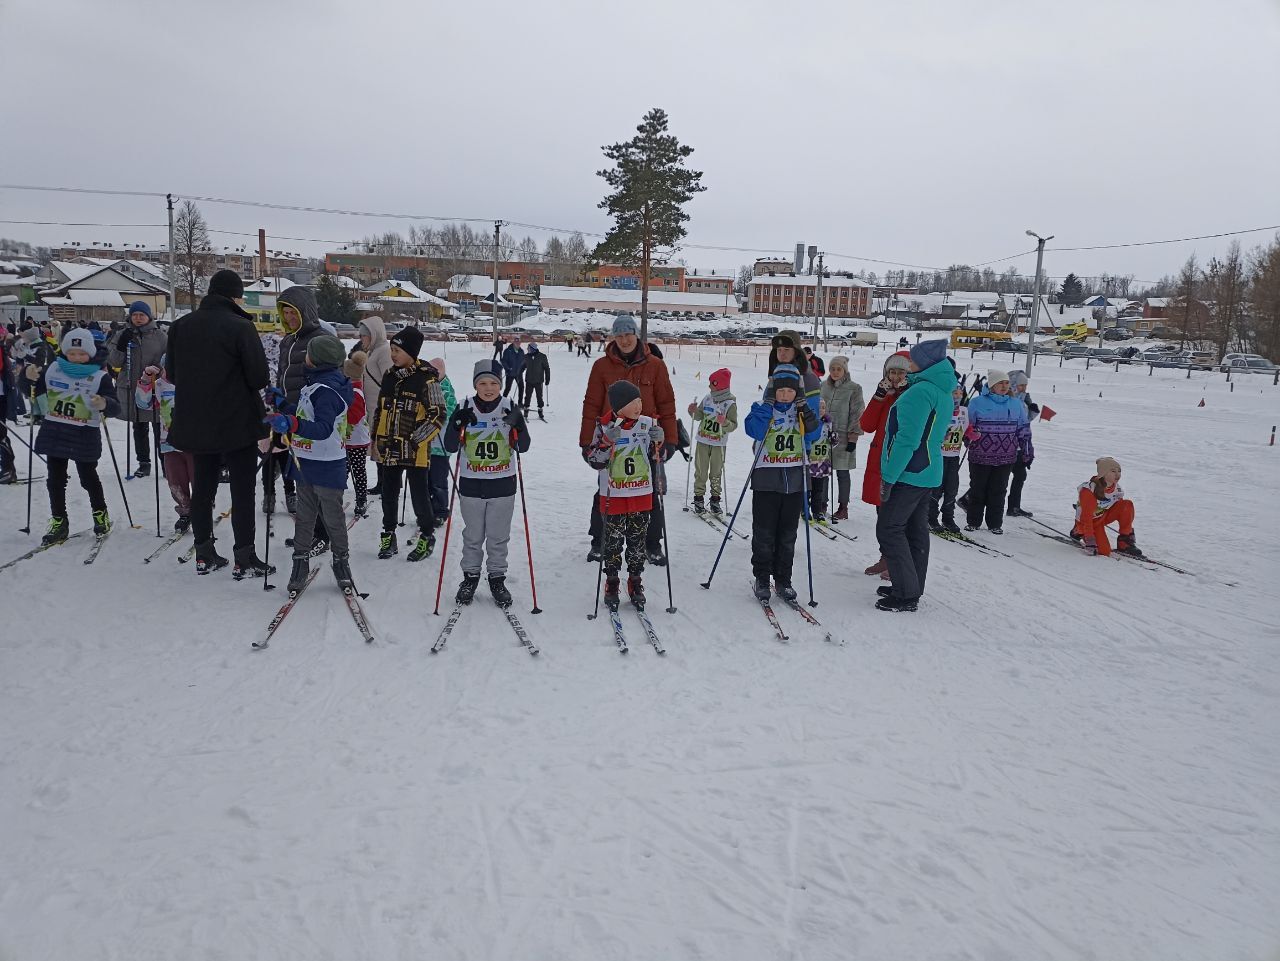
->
[[264, 413, 296, 434]]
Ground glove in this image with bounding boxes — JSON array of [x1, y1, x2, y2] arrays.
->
[[798, 405, 819, 436], [964, 425, 980, 443], [264, 413, 296, 434], [450, 406, 477, 433], [140, 364, 160, 385], [580, 444, 593, 463], [602, 421, 624, 444], [874, 378, 891, 399], [89, 395, 107, 411], [117, 330, 134, 351], [1023, 457, 1033, 471], [661, 442, 678, 462], [410, 421, 437, 446], [845, 441, 857, 453], [648, 423, 666, 445], [264, 386, 286, 408], [502, 406, 525, 429], [687, 401, 698, 416], [880, 480, 894, 503]]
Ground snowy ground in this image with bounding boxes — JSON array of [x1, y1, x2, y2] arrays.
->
[[2, 340, 1277, 961]]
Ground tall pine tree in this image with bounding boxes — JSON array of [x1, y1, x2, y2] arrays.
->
[[1059, 272, 1084, 305], [315, 274, 358, 325], [591, 108, 705, 342]]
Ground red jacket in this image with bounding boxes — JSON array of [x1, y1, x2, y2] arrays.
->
[[858, 388, 905, 506], [579, 341, 677, 447]]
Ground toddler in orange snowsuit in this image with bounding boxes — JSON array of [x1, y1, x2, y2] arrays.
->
[[1073, 456, 1142, 557]]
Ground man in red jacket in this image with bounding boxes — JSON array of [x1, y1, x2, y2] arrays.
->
[[579, 314, 678, 564]]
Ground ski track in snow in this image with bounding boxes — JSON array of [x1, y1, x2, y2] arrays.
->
[[1, 341, 1277, 960]]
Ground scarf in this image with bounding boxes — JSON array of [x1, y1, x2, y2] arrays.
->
[[57, 357, 100, 380]]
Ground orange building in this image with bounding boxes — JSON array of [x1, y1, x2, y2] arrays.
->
[[581, 264, 685, 291]]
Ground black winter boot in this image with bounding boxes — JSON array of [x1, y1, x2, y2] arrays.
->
[[195, 540, 229, 575], [1115, 531, 1144, 557], [752, 576, 771, 602], [332, 555, 354, 591], [287, 557, 310, 594], [627, 573, 645, 609], [456, 572, 481, 605], [489, 575, 513, 608], [603, 574, 621, 611]]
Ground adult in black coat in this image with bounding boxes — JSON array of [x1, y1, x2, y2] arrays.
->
[[522, 342, 551, 419], [166, 270, 272, 571]]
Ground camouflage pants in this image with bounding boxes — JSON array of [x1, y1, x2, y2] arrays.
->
[[604, 511, 649, 575]]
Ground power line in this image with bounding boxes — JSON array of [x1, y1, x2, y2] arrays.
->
[[0, 219, 166, 228], [1047, 224, 1280, 253]]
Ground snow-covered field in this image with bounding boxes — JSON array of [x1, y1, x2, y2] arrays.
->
[[2, 340, 1277, 961]]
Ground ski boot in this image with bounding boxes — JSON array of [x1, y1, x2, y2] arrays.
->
[[332, 554, 354, 591], [831, 503, 848, 521], [752, 576, 771, 602], [41, 515, 69, 546], [812, 510, 827, 524], [377, 530, 398, 559], [1115, 531, 1144, 558], [232, 551, 276, 580], [456, 572, 481, 605], [929, 518, 944, 535], [174, 515, 191, 533], [627, 573, 645, 609], [692, 495, 706, 513], [488, 575, 513, 608], [1081, 536, 1099, 556], [942, 518, 961, 535], [587, 540, 603, 563], [964, 524, 981, 532], [775, 580, 798, 603], [285, 492, 298, 514], [133, 461, 151, 479], [194, 540, 229, 575], [603, 574, 621, 611], [287, 557, 310, 594], [646, 546, 667, 567], [989, 526, 1003, 535], [353, 496, 368, 519], [406, 533, 435, 562], [92, 509, 111, 536], [0, 469, 17, 485], [1007, 506, 1034, 518], [709, 496, 723, 515], [875, 594, 918, 613], [876, 584, 895, 597]]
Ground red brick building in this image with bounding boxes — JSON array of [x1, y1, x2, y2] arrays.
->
[[747, 272, 874, 319]]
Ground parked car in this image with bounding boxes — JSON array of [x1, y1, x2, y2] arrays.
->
[[1187, 351, 1217, 369], [1219, 352, 1265, 371], [1223, 356, 1279, 374], [1101, 328, 1134, 341], [1061, 344, 1092, 359], [1147, 351, 1192, 368], [332, 323, 358, 338]]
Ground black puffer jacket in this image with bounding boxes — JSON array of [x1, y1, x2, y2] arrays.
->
[[276, 286, 324, 404], [166, 294, 270, 453]]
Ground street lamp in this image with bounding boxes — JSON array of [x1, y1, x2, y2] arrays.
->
[[1025, 230, 1054, 377]]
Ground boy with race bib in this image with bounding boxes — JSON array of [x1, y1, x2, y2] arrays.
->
[[743, 363, 822, 602], [585, 381, 666, 611], [28, 327, 121, 544], [686, 366, 737, 514], [442, 360, 531, 609], [263, 335, 357, 594]]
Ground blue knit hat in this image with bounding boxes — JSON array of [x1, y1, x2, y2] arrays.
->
[[127, 300, 153, 320], [909, 337, 948, 370], [771, 362, 802, 390]]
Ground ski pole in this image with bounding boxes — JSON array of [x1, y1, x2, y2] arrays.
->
[[398, 471, 409, 527], [701, 405, 772, 590], [262, 439, 278, 591], [153, 420, 162, 538], [800, 431, 817, 608], [658, 485, 676, 614], [587, 421, 610, 621], [431, 437, 465, 615], [124, 344, 133, 480], [100, 419, 139, 529], [513, 429, 541, 614], [683, 406, 696, 509], [19, 385, 35, 534], [9, 428, 47, 465]]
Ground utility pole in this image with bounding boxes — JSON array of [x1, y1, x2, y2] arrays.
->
[[493, 219, 504, 338], [1025, 231, 1053, 378], [166, 194, 176, 319], [812, 252, 826, 348]]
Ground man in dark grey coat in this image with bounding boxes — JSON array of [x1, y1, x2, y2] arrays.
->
[[106, 300, 166, 477]]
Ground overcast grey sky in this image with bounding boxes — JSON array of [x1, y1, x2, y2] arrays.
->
[[3, 0, 1278, 287]]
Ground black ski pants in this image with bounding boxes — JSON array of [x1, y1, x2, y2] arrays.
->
[[191, 445, 258, 558], [1008, 454, 1028, 512], [47, 456, 107, 517], [966, 462, 1013, 530], [380, 464, 432, 535], [929, 457, 961, 524], [876, 482, 931, 600], [750, 489, 804, 584]]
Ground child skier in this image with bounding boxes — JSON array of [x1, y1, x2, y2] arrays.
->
[[370, 327, 447, 561], [744, 363, 822, 602], [262, 334, 357, 593], [442, 360, 532, 608], [807, 401, 834, 523], [586, 380, 666, 610], [1072, 456, 1143, 557], [27, 327, 120, 543], [928, 383, 968, 535], [686, 367, 737, 514], [343, 350, 370, 518], [1006, 369, 1040, 518], [135, 357, 194, 531], [963, 369, 1031, 534]]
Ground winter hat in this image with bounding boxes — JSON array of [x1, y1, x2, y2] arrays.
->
[[987, 369, 1011, 386], [61, 328, 96, 356], [1008, 370, 1029, 389], [1096, 456, 1121, 477], [473, 359, 503, 386], [708, 368, 731, 391], [127, 300, 153, 321], [771, 362, 802, 391], [883, 351, 911, 374], [772, 330, 803, 351], [306, 334, 346, 369], [472, 359, 503, 386], [527, 342, 539, 353], [828, 354, 850, 371], [208, 269, 245, 300], [607, 379, 642, 413], [909, 337, 948, 370], [390, 326, 424, 358], [343, 349, 368, 381], [611, 314, 639, 337]]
